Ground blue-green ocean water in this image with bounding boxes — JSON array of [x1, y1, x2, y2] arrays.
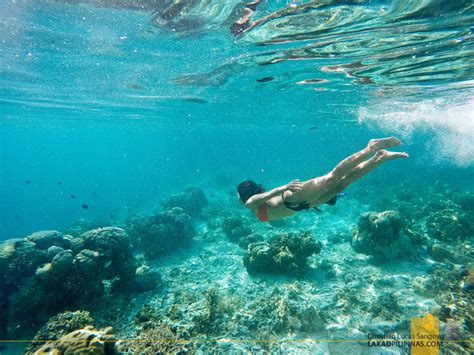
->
[[0, 0, 473, 352], [1, 0, 473, 238]]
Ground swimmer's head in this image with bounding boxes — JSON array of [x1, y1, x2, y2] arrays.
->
[[237, 180, 265, 203]]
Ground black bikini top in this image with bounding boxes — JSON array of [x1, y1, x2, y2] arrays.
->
[[281, 192, 312, 212], [281, 191, 338, 212]]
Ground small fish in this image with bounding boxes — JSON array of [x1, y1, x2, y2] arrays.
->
[[25, 180, 32, 184], [127, 83, 144, 90], [309, 126, 318, 130], [57, 181, 62, 185], [182, 97, 207, 104], [70, 194, 76, 199], [70, 211, 75, 214], [256, 76, 274, 83], [104, 260, 112, 268], [296, 78, 328, 85], [81, 204, 89, 210]]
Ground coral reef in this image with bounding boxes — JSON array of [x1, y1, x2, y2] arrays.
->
[[239, 288, 325, 336], [351, 211, 413, 262], [2, 180, 472, 353], [0, 228, 156, 338], [425, 209, 472, 242], [116, 305, 190, 354], [238, 233, 264, 249], [33, 326, 116, 354], [427, 243, 461, 263], [243, 231, 322, 276], [126, 207, 195, 258], [453, 192, 474, 212], [377, 187, 473, 244], [65, 217, 115, 237], [221, 216, 252, 243], [412, 264, 474, 353], [1, 238, 48, 291], [371, 293, 402, 321], [134, 265, 161, 292], [191, 287, 236, 335], [162, 186, 208, 217], [80, 227, 137, 291], [162, 286, 241, 341], [25, 310, 94, 354]]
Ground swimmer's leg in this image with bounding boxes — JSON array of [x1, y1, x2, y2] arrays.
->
[[330, 137, 402, 179], [292, 138, 404, 204], [340, 149, 409, 187]]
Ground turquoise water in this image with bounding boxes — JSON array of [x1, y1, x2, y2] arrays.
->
[[1, 0, 473, 353]]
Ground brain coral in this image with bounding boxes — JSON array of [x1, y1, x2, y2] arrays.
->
[[34, 326, 116, 355], [244, 231, 322, 276], [351, 211, 412, 261]]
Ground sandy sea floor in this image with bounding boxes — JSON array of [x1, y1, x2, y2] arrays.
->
[[1, 179, 473, 354]]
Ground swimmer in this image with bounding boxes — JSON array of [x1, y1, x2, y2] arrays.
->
[[237, 137, 409, 222]]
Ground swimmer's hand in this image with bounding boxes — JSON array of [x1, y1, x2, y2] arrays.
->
[[286, 180, 303, 193]]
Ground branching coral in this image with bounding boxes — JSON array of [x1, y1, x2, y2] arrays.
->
[[117, 305, 189, 354], [192, 288, 226, 335], [240, 289, 324, 335]]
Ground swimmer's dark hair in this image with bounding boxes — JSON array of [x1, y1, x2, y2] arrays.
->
[[237, 180, 265, 203]]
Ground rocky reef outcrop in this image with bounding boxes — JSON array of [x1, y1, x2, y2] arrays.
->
[[126, 207, 195, 259], [162, 186, 208, 217], [221, 216, 252, 243], [425, 208, 472, 242], [116, 304, 190, 354], [411, 264, 473, 353], [243, 231, 322, 276], [0, 228, 159, 338], [33, 325, 116, 354], [241, 290, 325, 337], [25, 310, 94, 353], [351, 211, 413, 262]]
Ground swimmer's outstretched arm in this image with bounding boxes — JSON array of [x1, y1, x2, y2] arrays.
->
[[245, 180, 303, 209]]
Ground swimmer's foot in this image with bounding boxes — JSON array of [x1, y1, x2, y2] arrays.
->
[[375, 149, 409, 161], [368, 137, 402, 152]]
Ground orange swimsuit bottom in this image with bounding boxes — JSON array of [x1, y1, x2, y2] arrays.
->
[[256, 203, 269, 222]]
